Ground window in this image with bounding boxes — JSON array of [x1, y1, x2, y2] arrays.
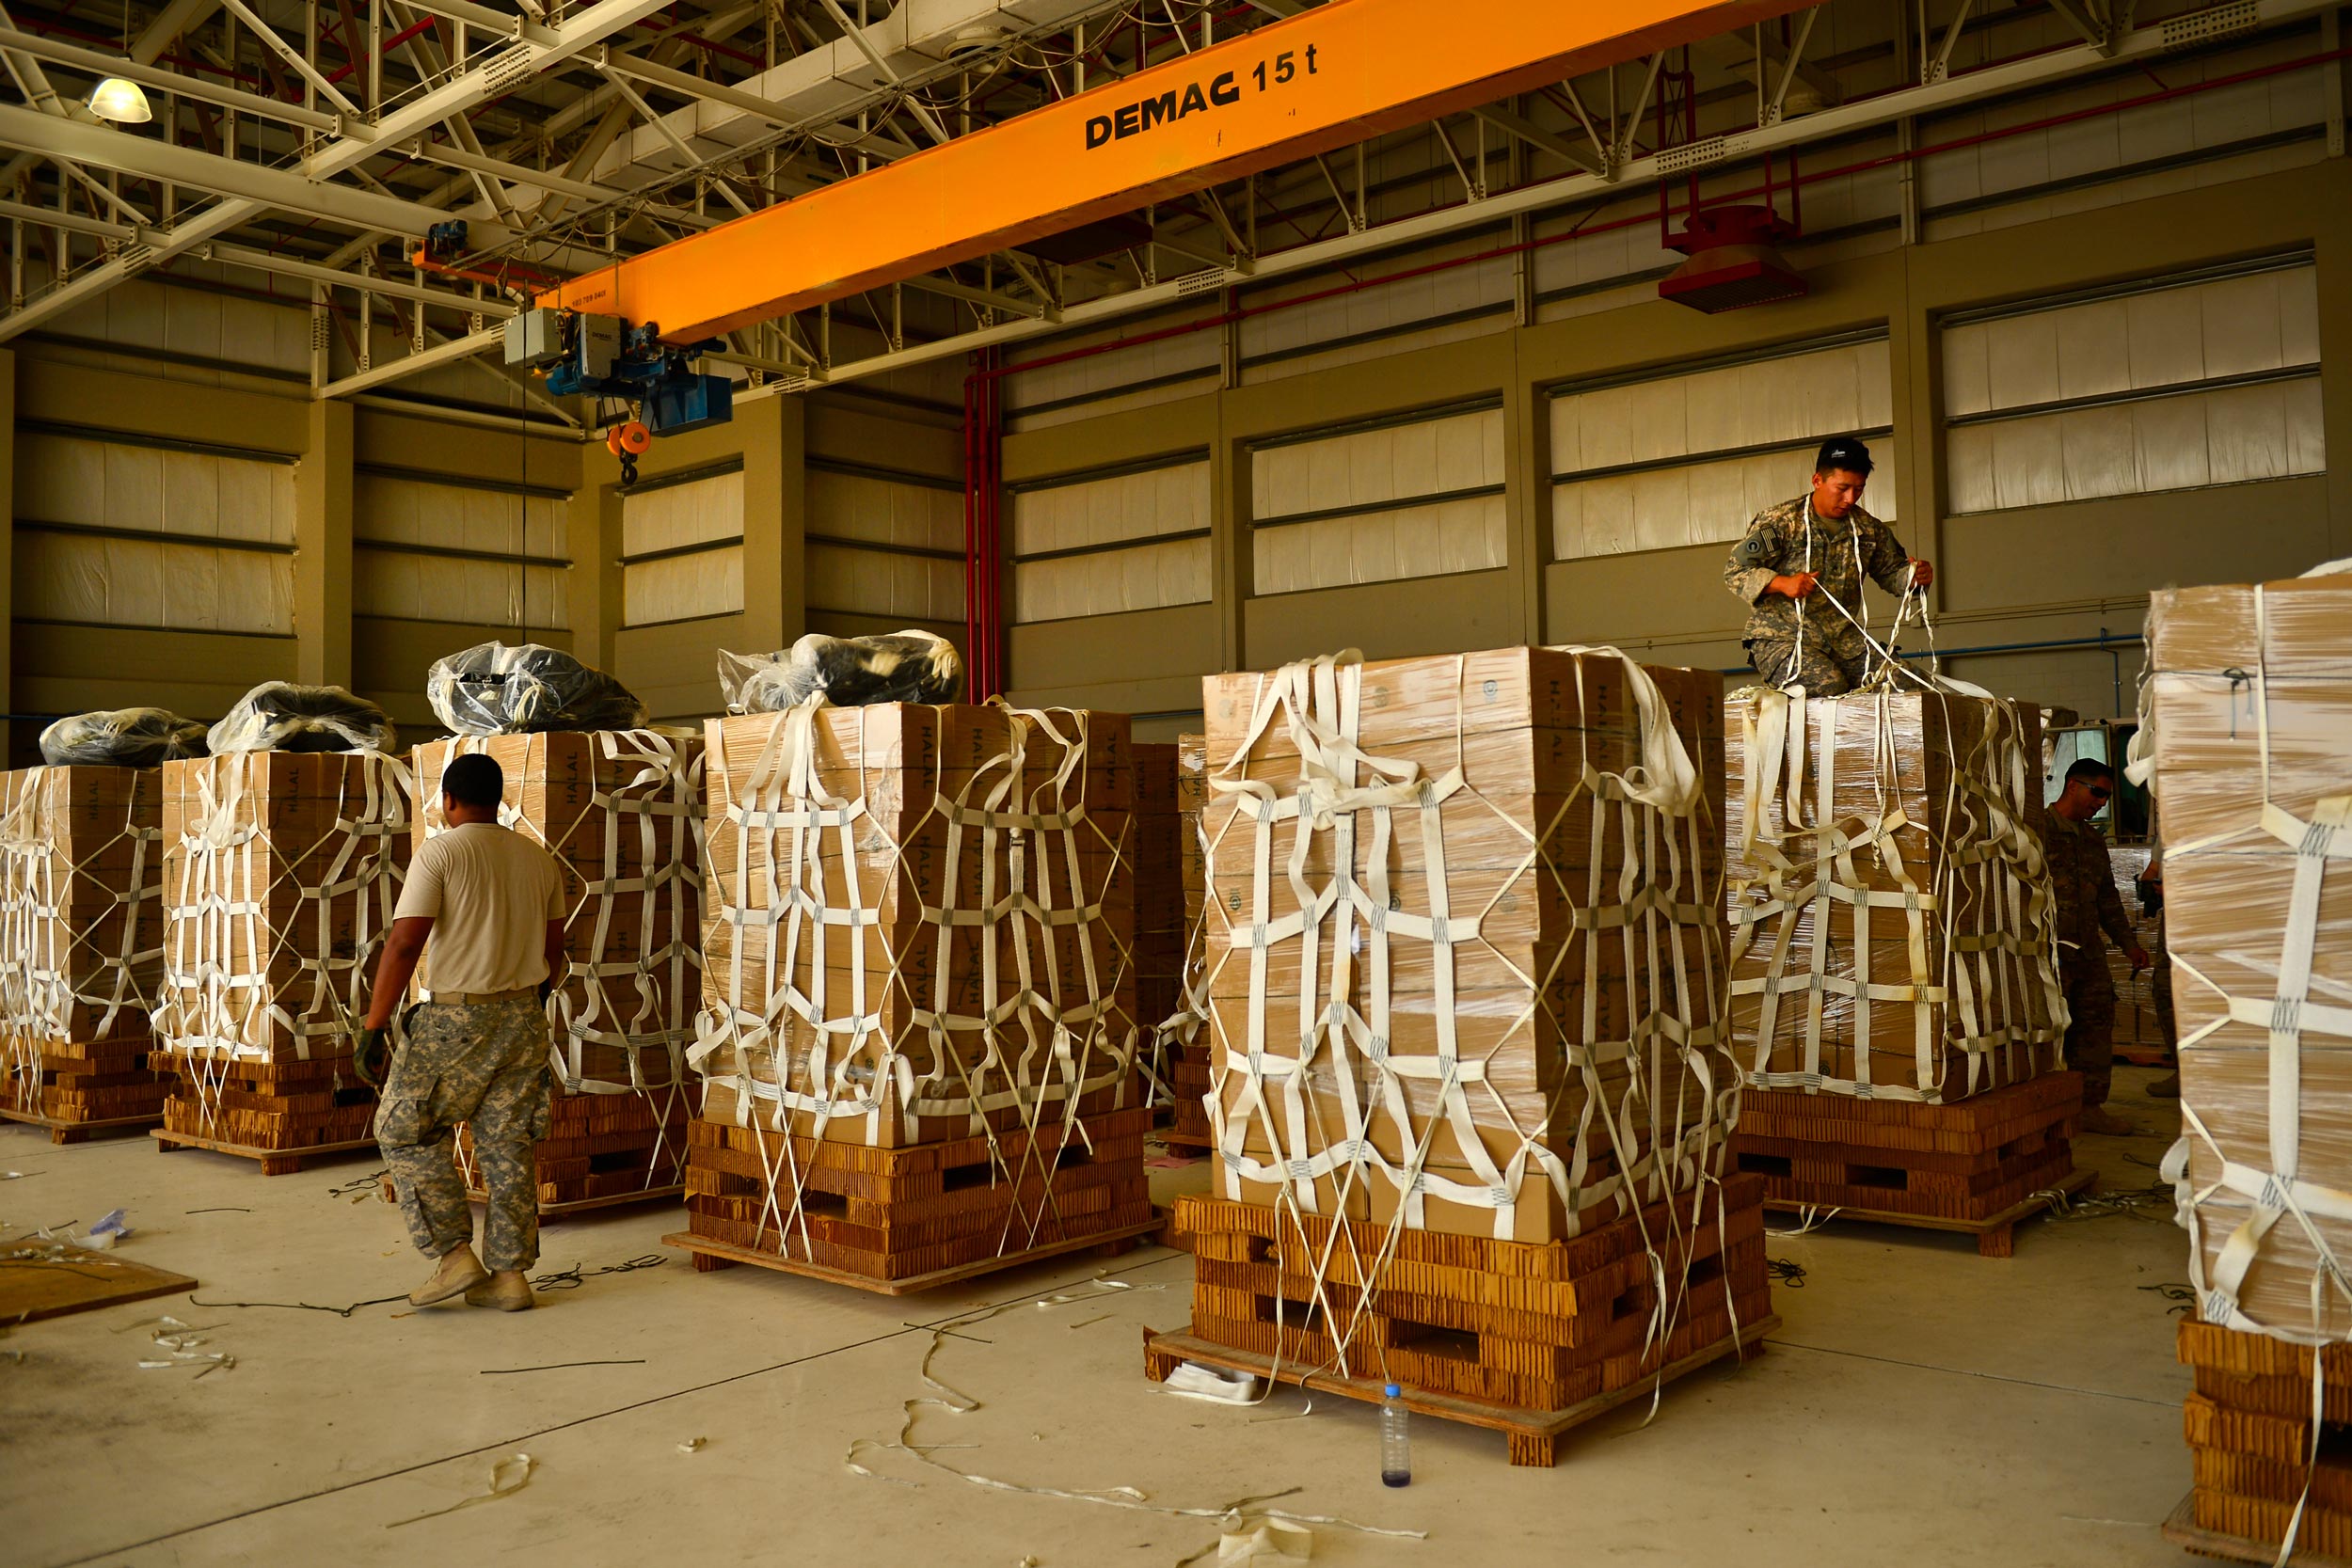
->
[[1940, 255, 2322, 513], [1011, 456, 1213, 622], [11, 426, 296, 635], [354, 471, 568, 631], [1250, 403, 1504, 594], [1549, 334, 1897, 561], [622, 466, 743, 627]]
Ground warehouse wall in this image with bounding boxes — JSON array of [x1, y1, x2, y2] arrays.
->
[[1000, 150, 2352, 733]]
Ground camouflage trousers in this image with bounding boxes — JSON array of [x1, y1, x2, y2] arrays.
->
[[2062, 957, 2117, 1108], [1746, 634, 1870, 697], [375, 997, 551, 1272]]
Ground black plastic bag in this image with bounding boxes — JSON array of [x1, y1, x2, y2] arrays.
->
[[38, 707, 210, 768], [209, 682, 398, 754], [426, 641, 648, 736], [718, 631, 964, 714]]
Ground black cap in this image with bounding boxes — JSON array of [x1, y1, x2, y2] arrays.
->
[[1815, 436, 1873, 476]]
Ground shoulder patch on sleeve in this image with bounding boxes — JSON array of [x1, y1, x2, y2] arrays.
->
[[1735, 531, 1774, 566]]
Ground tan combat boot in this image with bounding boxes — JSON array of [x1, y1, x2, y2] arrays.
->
[[465, 1270, 534, 1311], [409, 1244, 490, 1307], [2078, 1105, 2137, 1137]]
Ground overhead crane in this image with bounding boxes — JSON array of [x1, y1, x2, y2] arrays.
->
[[499, 0, 1812, 466]]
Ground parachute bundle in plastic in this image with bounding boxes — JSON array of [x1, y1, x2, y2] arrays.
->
[[38, 707, 210, 768], [717, 630, 964, 714], [426, 641, 648, 736], [207, 683, 398, 754]]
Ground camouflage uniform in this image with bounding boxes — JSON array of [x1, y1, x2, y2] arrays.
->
[[375, 996, 551, 1272], [1724, 497, 1918, 696], [2042, 813, 2139, 1108]]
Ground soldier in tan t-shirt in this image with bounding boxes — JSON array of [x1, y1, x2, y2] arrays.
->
[[361, 752, 566, 1311]]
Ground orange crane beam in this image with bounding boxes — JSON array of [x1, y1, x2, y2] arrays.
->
[[542, 0, 1809, 341]]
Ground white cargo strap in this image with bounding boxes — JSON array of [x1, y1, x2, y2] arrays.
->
[[691, 696, 1136, 1259], [1199, 646, 1740, 1389], [421, 730, 705, 1196], [0, 768, 167, 1116], [1728, 681, 2067, 1102], [152, 752, 409, 1137]]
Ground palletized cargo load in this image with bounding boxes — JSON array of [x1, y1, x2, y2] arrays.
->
[[0, 766, 170, 1141], [412, 731, 703, 1215], [674, 699, 1153, 1290], [1131, 740, 1192, 1129], [1147, 645, 1772, 1461], [1725, 686, 2063, 1103], [2145, 567, 2352, 1344], [1197, 646, 1737, 1244], [151, 751, 408, 1172], [1161, 732, 1213, 1148]]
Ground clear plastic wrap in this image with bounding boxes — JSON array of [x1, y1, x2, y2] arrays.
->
[[424, 642, 647, 736], [1195, 646, 1737, 1243], [207, 682, 397, 754], [38, 707, 209, 768], [1724, 687, 2062, 1102], [2147, 569, 2352, 1342], [716, 630, 963, 714]]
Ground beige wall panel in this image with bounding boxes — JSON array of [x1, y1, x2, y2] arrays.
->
[[12, 624, 289, 722], [615, 613, 740, 721], [353, 408, 582, 491], [805, 402, 961, 479], [1243, 569, 1517, 670], [16, 357, 307, 455], [1008, 602, 1220, 707]]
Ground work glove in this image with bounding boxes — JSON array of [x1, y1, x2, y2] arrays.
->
[[354, 1024, 392, 1090]]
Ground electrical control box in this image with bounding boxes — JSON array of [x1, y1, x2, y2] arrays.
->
[[503, 308, 566, 369]]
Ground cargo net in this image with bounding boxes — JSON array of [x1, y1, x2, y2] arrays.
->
[[421, 731, 704, 1199], [0, 768, 166, 1118], [691, 700, 1137, 1253], [153, 753, 408, 1140], [1727, 683, 2066, 1103], [1203, 649, 1737, 1248], [2147, 575, 2352, 1347]]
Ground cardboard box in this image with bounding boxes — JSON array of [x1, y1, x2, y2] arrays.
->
[[2150, 571, 2352, 1339], [1724, 688, 2058, 1102]]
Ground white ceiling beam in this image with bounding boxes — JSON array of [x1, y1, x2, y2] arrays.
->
[[0, 103, 446, 232], [1467, 103, 1603, 174], [205, 241, 519, 314], [0, 25, 341, 130], [322, 322, 502, 397], [0, 0, 676, 344], [131, 0, 223, 64]]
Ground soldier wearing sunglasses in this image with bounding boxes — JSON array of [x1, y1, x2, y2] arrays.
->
[[2044, 758, 2152, 1135]]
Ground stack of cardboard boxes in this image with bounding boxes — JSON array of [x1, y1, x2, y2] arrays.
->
[[1169, 646, 1763, 1414], [1132, 742, 1187, 1122], [685, 702, 1152, 1285], [1166, 734, 1213, 1145], [151, 752, 407, 1164], [2147, 570, 2352, 1555], [413, 732, 703, 1212], [1724, 688, 2079, 1236], [0, 767, 169, 1133]]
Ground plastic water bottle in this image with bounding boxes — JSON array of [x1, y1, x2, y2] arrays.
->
[[1380, 1383, 1411, 1487]]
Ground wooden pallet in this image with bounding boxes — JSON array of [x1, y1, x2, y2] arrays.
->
[[1154, 1130, 1215, 1152], [152, 1126, 377, 1176], [1733, 1072, 2086, 1251], [1761, 1166, 2095, 1257], [0, 1243, 198, 1324], [2165, 1493, 2352, 1566], [1144, 1315, 1780, 1466], [665, 1217, 1160, 1296], [680, 1103, 1155, 1286], [1175, 1175, 1772, 1412], [0, 1106, 162, 1145]]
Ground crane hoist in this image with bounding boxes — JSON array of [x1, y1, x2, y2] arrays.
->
[[501, 0, 1808, 473]]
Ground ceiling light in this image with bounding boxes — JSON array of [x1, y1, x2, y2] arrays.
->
[[87, 76, 151, 124]]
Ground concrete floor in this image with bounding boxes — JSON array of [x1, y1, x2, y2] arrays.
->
[[3, 1066, 2197, 1568]]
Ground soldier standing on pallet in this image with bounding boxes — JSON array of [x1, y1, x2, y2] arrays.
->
[[356, 752, 567, 1311], [2044, 757, 2153, 1136], [1722, 436, 1935, 695]]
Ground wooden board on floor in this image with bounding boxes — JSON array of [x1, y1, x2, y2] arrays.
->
[[663, 1217, 1164, 1297], [2164, 1492, 2352, 1567], [152, 1128, 376, 1176], [1763, 1166, 2094, 1257], [1144, 1314, 1780, 1467], [0, 1108, 161, 1145], [0, 1243, 196, 1323]]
